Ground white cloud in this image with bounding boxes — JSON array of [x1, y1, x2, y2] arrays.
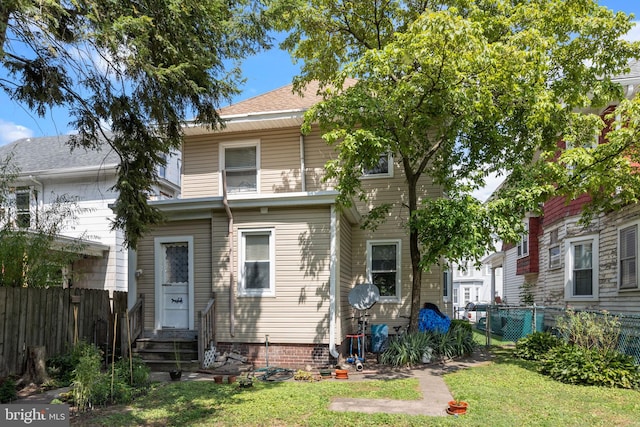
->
[[0, 120, 34, 146], [624, 21, 640, 42], [472, 170, 505, 203]]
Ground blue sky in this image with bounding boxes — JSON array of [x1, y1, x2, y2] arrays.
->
[[0, 1, 638, 146]]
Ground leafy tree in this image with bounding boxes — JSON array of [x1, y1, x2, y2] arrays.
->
[[273, 0, 640, 329], [0, 154, 87, 287], [1, 0, 271, 248]]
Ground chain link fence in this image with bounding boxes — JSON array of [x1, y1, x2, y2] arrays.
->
[[476, 305, 640, 364]]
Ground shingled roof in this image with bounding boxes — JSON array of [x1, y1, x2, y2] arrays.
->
[[218, 79, 358, 117], [0, 135, 119, 174]]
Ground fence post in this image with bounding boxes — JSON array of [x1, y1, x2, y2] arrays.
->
[[486, 307, 491, 347], [532, 304, 537, 333]]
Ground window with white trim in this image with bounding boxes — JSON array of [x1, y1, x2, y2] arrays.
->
[[367, 240, 400, 301], [517, 221, 529, 257], [4, 186, 38, 229], [239, 228, 275, 296], [221, 141, 259, 193], [619, 223, 638, 290], [548, 229, 560, 269], [362, 153, 393, 178], [565, 235, 599, 300]]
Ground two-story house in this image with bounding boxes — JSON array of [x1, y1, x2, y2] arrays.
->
[[0, 135, 181, 294], [485, 60, 640, 315], [132, 82, 447, 368]]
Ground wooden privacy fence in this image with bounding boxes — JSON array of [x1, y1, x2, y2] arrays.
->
[[0, 287, 128, 377]]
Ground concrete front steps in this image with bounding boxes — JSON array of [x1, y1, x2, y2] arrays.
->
[[132, 337, 200, 372]]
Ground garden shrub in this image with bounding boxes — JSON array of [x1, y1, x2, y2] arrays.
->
[[113, 356, 150, 388], [539, 345, 640, 389], [432, 320, 477, 359], [72, 343, 104, 411], [555, 309, 621, 352], [379, 321, 476, 367], [72, 345, 151, 410], [0, 377, 16, 403], [514, 331, 564, 361], [378, 331, 436, 367], [48, 340, 96, 387]]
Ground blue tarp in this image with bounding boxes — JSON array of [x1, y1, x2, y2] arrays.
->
[[418, 304, 451, 333]]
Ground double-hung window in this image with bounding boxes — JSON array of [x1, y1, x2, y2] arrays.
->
[[239, 228, 275, 296], [619, 223, 638, 290], [564, 235, 599, 300], [221, 142, 259, 194], [517, 221, 529, 257], [367, 240, 401, 302], [7, 186, 38, 229], [362, 153, 393, 178]]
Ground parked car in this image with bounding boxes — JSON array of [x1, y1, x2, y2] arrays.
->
[[463, 302, 488, 323]]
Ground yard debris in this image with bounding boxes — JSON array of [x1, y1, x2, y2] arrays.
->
[[198, 349, 253, 374]]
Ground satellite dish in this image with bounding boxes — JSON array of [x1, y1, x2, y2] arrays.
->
[[348, 283, 380, 310]]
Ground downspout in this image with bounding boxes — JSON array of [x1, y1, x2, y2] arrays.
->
[[222, 171, 235, 337], [329, 205, 339, 358], [299, 134, 306, 192]]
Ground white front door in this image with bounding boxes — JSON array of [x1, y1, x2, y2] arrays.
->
[[155, 237, 194, 330]]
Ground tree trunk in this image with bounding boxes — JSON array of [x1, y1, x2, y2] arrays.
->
[[22, 346, 50, 385], [407, 175, 422, 332]]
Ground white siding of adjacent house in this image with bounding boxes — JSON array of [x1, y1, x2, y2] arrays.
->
[[503, 247, 525, 305]]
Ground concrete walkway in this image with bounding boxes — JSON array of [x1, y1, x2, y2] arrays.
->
[[328, 365, 454, 416]]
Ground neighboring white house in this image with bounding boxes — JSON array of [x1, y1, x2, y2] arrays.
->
[[0, 135, 181, 294], [451, 260, 503, 318]]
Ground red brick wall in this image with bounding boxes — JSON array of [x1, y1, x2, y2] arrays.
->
[[215, 342, 336, 369]]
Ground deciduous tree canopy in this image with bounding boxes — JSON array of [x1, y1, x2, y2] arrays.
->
[[272, 0, 640, 327], [1, 0, 271, 248]]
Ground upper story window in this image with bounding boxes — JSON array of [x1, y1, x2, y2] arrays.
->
[[362, 153, 393, 178], [619, 223, 638, 291], [517, 221, 529, 258], [239, 228, 275, 297], [4, 186, 38, 229], [157, 154, 167, 179], [548, 229, 561, 270], [367, 240, 401, 302], [220, 141, 259, 194], [564, 234, 599, 300]]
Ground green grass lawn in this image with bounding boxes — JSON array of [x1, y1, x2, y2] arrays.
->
[[71, 347, 640, 427]]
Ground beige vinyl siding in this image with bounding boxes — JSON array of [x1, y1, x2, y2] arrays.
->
[[212, 206, 333, 343], [302, 127, 337, 192], [181, 134, 219, 199], [136, 219, 212, 332], [337, 212, 353, 342], [182, 127, 319, 198]]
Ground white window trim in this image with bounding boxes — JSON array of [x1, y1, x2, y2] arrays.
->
[[366, 239, 401, 303], [618, 220, 639, 291], [153, 236, 195, 331], [238, 228, 276, 297], [219, 140, 261, 195], [517, 221, 529, 258], [564, 234, 599, 301], [549, 245, 561, 270], [361, 153, 393, 179]]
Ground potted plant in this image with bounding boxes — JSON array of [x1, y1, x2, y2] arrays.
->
[[447, 399, 468, 415], [169, 341, 182, 381]]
